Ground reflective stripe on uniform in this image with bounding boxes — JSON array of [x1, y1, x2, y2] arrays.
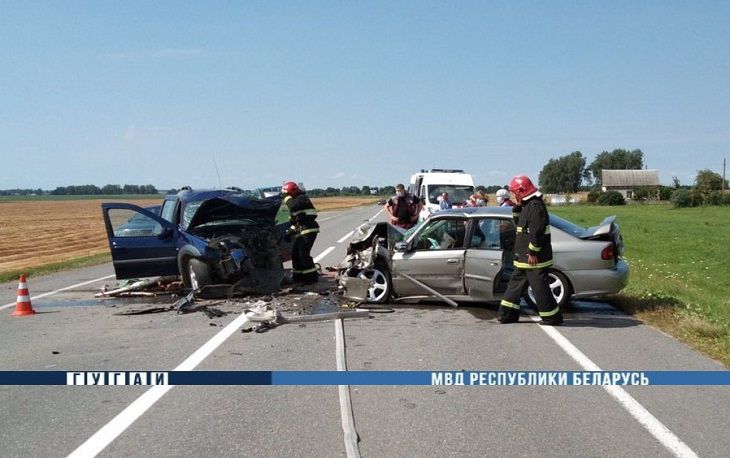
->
[[528, 243, 541, 252], [515, 226, 550, 235], [301, 267, 318, 274], [293, 208, 318, 216], [539, 306, 561, 317], [300, 228, 320, 236], [514, 259, 554, 269], [284, 196, 292, 203], [500, 299, 520, 310]]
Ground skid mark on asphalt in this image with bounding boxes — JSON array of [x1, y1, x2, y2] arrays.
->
[[528, 313, 698, 458]]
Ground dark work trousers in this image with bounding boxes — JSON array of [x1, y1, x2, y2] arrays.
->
[[292, 232, 319, 284], [497, 267, 563, 324]]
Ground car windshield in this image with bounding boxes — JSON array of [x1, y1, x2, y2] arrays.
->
[[403, 218, 427, 240], [181, 201, 203, 230], [427, 185, 474, 205], [549, 214, 586, 237]]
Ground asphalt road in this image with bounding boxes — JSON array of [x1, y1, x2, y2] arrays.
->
[[0, 204, 728, 457]]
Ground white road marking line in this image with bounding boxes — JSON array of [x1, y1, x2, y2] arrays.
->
[[1, 274, 115, 311], [314, 247, 335, 263], [529, 314, 698, 458], [68, 244, 338, 457], [337, 231, 354, 244], [335, 319, 361, 458], [67, 310, 254, 458]]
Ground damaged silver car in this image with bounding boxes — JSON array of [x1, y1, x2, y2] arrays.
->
[[338, 206, 628, 306]]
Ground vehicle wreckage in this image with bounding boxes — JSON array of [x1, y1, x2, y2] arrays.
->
[[102, 188, 293, 294], [338, 207, 629, 307]]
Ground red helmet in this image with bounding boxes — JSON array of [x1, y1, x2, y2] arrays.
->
[[509, 175, 538, 201], [281, 181, 301, 196]]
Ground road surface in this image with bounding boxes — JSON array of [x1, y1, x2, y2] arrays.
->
[[1, 205, 727, 457]]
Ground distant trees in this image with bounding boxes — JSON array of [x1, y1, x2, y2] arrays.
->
[[695, 169, 727, 196], [588, 149, 644, 186], [49, 184, 159, 195], [538, 151, 586, 193]]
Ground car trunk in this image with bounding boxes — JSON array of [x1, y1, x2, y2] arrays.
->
[[580, 216, 624, 259]]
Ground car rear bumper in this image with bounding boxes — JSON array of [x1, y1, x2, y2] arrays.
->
[[569, 259, 629, 298]]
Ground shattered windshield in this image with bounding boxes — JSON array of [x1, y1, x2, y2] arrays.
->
[[403, 218, 426, 240], [181, 201, 203, 230]]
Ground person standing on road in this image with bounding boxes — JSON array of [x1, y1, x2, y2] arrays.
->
[[497, 175, 563, 325], [385, 184, 423, 229], [496, 188, 515, 207], [282, 181, 319, 285]]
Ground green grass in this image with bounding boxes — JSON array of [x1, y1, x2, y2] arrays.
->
[[0, 194, 163, 202], [0, 253, 111, 283], [551, 203, 730, 365]]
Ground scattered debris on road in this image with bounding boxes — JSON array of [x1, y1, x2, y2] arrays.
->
[[100, 272, 372, 332]]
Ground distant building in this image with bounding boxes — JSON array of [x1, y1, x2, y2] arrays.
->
[[602, 169, 660, 199]]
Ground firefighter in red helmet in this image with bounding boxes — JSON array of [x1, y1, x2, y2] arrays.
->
[[281, 181, 319, 284], [497, 175, 563, 325]]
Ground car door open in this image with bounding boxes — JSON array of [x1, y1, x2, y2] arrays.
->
[[463, 217, 516, 301], [101, 203, 179, 279]]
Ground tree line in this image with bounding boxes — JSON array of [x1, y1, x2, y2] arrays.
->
[[0, 184, 160, 196], [537, 148, 728, 206]]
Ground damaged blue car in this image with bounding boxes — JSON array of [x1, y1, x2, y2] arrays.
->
[[102, 188, 292, 292]]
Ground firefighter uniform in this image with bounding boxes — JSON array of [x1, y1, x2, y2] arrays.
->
[[497, 193, 564, 325], [285, 193, 320, 284]]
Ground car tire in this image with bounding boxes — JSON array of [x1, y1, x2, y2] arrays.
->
[[524, 269, 572, 309], [187, 258, 211, 291], [356, 264, 392, 304]]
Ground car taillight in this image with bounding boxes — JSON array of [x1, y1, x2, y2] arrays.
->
[[601, 244, 615, 260]]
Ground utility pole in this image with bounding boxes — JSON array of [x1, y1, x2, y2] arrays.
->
[[723, 158, 726, 195]]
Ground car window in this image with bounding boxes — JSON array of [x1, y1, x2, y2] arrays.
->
[[412, 218, 467, 250], [469, 218, 515, 250], [549, 214, 585, 237], [426, 185, 474, 205], [109, 209, 162, 237], [160, 200, 176, 223]]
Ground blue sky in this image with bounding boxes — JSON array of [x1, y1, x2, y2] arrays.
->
[[1, 1, 728, 190]]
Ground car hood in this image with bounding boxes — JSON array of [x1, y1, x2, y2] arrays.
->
[[188, 195, 282, 230], [349, 221, 406, 252]]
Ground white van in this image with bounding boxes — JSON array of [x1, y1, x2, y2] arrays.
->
[[408, 169, 476, 220]]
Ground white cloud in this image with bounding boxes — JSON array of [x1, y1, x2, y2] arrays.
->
[[334, 172, 345, 179]]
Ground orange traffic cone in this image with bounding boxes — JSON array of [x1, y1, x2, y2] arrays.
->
[[12, 275, 36, 316]]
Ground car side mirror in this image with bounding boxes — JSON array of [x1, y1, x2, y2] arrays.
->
[[394, 241, 410, 252]]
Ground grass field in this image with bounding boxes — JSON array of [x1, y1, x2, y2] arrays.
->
[[0, 196, 379, 282], [551, 204, 730, 366]]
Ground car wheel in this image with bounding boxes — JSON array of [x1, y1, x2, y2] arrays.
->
[[525, 269, 572, 308], [356, 265, 391, 304], [187, 258, 211, 290]]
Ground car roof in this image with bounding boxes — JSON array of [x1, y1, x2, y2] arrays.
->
[[432, 206, 513, 218], [165, 189, 255, 203]]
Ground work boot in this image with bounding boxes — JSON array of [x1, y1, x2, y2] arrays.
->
[[539, 312, 564, 326], [497, 306, 520, 324]]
